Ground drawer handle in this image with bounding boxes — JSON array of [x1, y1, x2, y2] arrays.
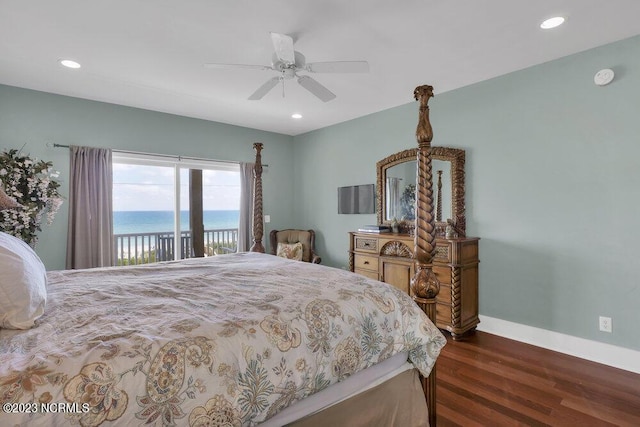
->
[[363, 242, 371, 247], [363, 261, 370, 265]]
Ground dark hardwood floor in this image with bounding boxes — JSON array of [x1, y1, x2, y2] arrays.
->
[[436, 331, 640, 426]]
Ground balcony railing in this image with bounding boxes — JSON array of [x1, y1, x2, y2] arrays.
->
[[114, 228, 238, 266]]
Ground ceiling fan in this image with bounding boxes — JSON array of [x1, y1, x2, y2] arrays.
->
[[204, 32, 369, 102]]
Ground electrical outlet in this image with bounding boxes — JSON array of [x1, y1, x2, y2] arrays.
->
[[599, 316, 612, 333], [264, 214, 271, 223]]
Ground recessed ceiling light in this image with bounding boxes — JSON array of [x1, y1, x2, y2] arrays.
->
[[291, 113, 302, 119], [540, 16, 565, 29], [59, 59, 81, 69]]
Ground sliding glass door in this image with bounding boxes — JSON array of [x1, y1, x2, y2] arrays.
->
[[112, 153, 240, 265]]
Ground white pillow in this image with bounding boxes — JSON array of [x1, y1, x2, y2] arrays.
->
[[0, 231, 47, 329]]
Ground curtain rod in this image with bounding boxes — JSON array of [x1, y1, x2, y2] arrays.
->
[[48, 143, 268, 167]]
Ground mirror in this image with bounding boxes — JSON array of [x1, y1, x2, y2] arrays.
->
[[376, 147, 466, 237]]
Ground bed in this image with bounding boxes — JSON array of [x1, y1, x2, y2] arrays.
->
[[1, 250, 444, 426], [1, 84, 445, 426]]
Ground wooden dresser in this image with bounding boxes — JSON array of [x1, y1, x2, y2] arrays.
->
[[349, 231, 480, 339]]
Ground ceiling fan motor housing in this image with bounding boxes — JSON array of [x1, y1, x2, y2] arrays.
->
[[271, 51, 306, 79]]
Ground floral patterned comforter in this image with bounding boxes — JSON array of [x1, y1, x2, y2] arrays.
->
[[0, 252, 446, 426]]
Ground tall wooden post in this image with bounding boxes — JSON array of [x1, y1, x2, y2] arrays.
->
[[189, 169, 204, 257], [250, 142, 265, 253], [410, 85, 440, 427], [436, 170, 443, 222]]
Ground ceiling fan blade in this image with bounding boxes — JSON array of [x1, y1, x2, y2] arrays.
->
[[248, 76, 280, 100], [204, 63, 272, 71], [297, 75, 336, 102], [270, 32, 295, 64], [305, 61, 370, 73]]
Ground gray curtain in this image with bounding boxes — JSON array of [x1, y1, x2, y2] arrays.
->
[[66, 146, 114, 269], [238, 163, 254, 252]]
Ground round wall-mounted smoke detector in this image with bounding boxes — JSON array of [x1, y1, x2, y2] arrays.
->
[[594, 69, 615, 86]]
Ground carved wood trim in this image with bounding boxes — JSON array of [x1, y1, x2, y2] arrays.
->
[[376, 147, 466, 237], [436, 170, 443, 222], [380, 241, 412, 258], [250, 143, 265, 253], [451, 266, 462, 328], [410, 84, 440, 427], [435, 245, 449, 260]]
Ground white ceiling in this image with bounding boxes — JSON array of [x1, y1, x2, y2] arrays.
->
[[1, 0, 639, 136]]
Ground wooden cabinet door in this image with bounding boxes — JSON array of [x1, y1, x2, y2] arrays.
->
[[380, 258, 414, 295]]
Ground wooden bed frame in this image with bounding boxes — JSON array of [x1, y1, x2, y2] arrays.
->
[[249, 85, 440, 426]]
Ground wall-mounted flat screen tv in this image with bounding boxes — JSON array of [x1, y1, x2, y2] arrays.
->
[[338, 184, 375, 214]]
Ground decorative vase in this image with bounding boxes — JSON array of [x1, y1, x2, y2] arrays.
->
[[445, 225, 454, 239]]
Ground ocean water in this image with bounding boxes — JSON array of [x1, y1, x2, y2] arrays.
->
[[114, 210, 240, 235]]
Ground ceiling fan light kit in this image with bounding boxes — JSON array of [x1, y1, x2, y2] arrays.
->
[[205, 32, 369, 102]]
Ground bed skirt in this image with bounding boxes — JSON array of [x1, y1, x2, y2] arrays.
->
[[287, 369, 429, 427]]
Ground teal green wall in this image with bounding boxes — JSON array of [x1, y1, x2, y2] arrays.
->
[[2, 35, 638, 352], [0, 85, 294, 270], [292, 35, 640, 351]]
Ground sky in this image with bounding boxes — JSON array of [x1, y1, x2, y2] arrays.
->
[[112, 163, 240, 211]]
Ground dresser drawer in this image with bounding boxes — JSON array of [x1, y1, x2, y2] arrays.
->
[[354, 268, 379, 280], [435, 283, 451, 304], [433, 266, 451, 285], [354, 254, 379, 271], [436, 303, 452, 327], [354, 236, 378, 253]]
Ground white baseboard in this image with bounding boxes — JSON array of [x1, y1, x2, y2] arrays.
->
[[476, 315, 640, 374]]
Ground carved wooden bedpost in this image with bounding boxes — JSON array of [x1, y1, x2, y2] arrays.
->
[[250, 143, 265, 253], [410, 85, 440, 426], [436, 170, 443, 222]]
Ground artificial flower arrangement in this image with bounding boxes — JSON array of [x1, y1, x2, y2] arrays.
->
[[0, 148, 63, 246]]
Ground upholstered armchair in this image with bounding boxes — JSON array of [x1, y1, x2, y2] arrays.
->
[[269, 229, 322, 264]]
